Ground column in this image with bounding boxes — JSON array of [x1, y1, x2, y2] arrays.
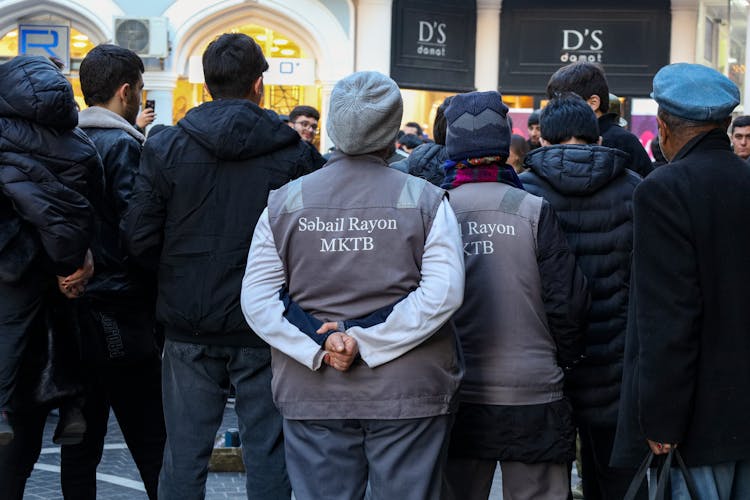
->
[[356, 0, 392, 73], [670, 0, 699, 64], [143, 71, 178, 126], [476, 0, 502, 91]]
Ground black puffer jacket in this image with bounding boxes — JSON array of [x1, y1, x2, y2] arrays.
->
[[0, 56, 101, 280], [521, 144, 640, 427], [389, 142, 448, 186], [123, 99, 317, 347]]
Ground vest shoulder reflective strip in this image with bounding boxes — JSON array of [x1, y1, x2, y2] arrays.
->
[[497, 187, 527, 215], [397, 175, 427, 209], [280, 178, 304, 213]]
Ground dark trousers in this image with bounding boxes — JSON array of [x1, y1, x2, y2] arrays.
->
[[158, 340, 289, 500], [60, 353, 165, 500], [579, 423, 647, 500], [284, 415, 453, 500], [0, 404, 50, 500], [0, 279, 43, 411]]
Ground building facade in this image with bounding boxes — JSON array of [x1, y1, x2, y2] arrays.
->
[[0, 0, 742, 152]]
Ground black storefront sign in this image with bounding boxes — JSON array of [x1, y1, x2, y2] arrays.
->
[[499, 0, 670, 96], [390, 0, 476, 92]]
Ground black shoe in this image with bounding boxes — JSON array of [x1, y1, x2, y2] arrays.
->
[[0, 411, 13, 445], [53, 406, 86, 445]]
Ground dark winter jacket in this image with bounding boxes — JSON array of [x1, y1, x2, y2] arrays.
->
[[0, 56, 100, 281], [389, 142, 448, 186], [599, 113, 653, 178], [521, 144, 640, 427], [78, 107, 154, 303], [612, 129, 750, 467], [122, 99, 318, 347]]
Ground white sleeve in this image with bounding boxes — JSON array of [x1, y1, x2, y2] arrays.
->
[[346, 198, 465, 368], [240, 208, 325, 370]]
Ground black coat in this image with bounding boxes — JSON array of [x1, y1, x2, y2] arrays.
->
[[389, 142, 448, 186], [122, 99, 318, 347], [79, 109, 155, 303], [0, 56, 100, 280], [521, 144, 640, 427], [612, 129, 750, 467], [599, 113, 653, 178]]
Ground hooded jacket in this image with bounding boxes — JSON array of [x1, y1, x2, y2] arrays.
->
[[521, 144, 640, 427], [0, 56, 100, 281], [389, 142, 448, 186], [123, 99, 318, 347], [78, 106, 152, 302]]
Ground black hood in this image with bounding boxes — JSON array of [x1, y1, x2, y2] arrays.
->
[[178, 99, 302, 161], [0, 56, 78, 130], [404, 142, 448, 186], [524, 144, 629, 195]]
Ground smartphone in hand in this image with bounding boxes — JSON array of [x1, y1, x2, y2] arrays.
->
[[144, 99, 155, 111]]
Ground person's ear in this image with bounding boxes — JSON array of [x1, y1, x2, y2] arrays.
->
[[540, 138, 551, 147], [116, 82, 130, 104], [586, 95, 600, 113], [251, 76, 264, 105], [597, 136, 603, 145]]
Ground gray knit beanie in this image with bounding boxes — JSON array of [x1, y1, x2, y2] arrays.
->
[[327, 71, 403, 156]]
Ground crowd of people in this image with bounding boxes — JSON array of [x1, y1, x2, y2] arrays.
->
[[1, 30, 750, 500]]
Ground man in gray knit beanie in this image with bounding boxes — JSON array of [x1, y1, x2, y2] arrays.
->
[[241, 70, 465, 499]]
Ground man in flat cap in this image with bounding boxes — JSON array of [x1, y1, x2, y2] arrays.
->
[[241, 71, 465, 499], [612, 63, 750, 497]]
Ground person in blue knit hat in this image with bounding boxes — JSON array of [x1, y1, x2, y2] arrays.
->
[[612, 63, 750, 499], [441, 90, 589, 500]]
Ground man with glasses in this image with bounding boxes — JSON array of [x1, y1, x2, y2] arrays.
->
[[289, 105, 326, 168]]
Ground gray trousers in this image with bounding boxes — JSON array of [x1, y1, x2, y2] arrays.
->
[[283, 415, 453, 500], [443, 457, 570, 500]]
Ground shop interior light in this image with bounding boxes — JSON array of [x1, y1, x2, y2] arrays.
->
[[73, 42, 87, 48], [256, 34, 267, 41], [73, 34, 88, 41], [271, 46, 280, 52], [274, 38, 288, 45], [6, 30, 17, 37], [280, 49, 294, 56]]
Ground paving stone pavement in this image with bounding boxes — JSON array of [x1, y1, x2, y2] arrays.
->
[[22, 401, 578, 499]]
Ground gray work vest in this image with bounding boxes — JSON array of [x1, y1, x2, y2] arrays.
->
[[449, 182, 563, 405], [266, 153, 462, 419]]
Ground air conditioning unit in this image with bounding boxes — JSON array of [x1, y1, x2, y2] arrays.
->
[[114, 17, 168, 58]]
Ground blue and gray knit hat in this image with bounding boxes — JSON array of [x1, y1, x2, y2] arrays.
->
[[445, 91, 511, 161]]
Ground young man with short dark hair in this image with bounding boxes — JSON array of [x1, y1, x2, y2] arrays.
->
[[288, 105, 320, 144], [546, 62, 653, 177], [65, 43, 165, 500], [520, 94, 644, 500], [123, 33, 317, 500], [730, 115, 750, 160]]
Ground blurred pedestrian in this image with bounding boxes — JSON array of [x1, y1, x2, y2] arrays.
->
[[521, 93, 643, 500], [122, 33, 317, 500], [440, 91, 589, 500], [390, 96, 452, 185], [729, 115, 750, 161], [527, 109, 542, 150], [509, 133, 530, 174], [612, 63, 750, 499], [241, 70, 465, 500]]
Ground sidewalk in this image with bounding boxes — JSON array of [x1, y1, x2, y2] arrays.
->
[[23, 402, 578, 499]]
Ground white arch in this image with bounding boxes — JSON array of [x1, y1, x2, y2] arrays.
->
[[166, 0, 354, 83], [0, 0, 122, 43]]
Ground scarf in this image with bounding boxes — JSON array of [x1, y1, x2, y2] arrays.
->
[[440, 156, 524, 190]]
